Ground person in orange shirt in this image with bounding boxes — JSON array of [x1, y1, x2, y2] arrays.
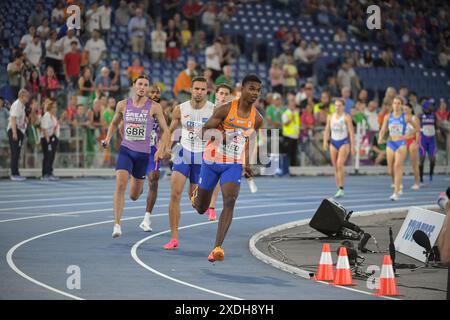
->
[[192, 74, 264, 263], [127, 58, 145, 83], [173, 59, 197, 103]]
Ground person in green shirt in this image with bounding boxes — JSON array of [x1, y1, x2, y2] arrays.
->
[[212, 65, 233, 102], [102, 97, 116, 166], [265, 92, 285, 129]]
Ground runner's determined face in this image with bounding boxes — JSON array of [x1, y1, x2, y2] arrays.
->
[[241, 81, 262, 105], [216, 88, 231, 105], [149, 86, 161, 102], [134, 78, 150, 97], [191, 81, 208, 104]]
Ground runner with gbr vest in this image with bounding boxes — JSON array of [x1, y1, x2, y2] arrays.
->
[[323, 98, 355, 199], [164, 76, 215, 250], [192, 74, 264, 263], [102, 75, 171, 238], [379, 96, 419, 201]]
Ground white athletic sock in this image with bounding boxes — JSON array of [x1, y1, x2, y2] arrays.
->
[[144, 212, 151, 223]]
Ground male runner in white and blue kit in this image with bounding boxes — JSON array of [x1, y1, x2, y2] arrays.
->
[[164, 76, 215, 249], [103, 75, 171, 238]]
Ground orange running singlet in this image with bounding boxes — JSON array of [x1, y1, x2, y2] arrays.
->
[[204, 99, 257, 164]]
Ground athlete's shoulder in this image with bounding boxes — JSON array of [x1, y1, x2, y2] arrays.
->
[[116, 99, 127, 112], [215, 100, 233, 114]]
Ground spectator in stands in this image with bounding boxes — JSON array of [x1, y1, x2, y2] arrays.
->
[[365, 100, 380, 134], [40, 99, 60, 181], [128, 7, 148, 54], [78, 67, 95, 106], [281, 95, 300, 166], [85, 2, 101, 36], [437, 99, 449, 122], [306, 40, 321, 66], [377, 100, 392, 129], [357, 89, 368, 104], [86, 98, 104, 167], [438, 47, 450, 73], [403, 38, 419, 60], [269, 59, 284, 95], [51, 1, 65, 24], [300, 101, 315, 143], [314, 91, 334, 115], [205, 38, 223, 81], [7, 52, 26, 100], [41, 66, 61, 101], [60, 96, 78, 125], [95, 67, 113, 97], [25, 68, 41, 101], [182, 0, 204, 32], [217, 1, 236, 25], [214, 65, 233, 88], [173, 59, 197, 103], [324, 76, 340, 98], [151, 21, 167, 60], [370, 132, 387, 166], [201, 3, 217, 38], [0, 97, 9, 149], [109, 60, 122, 100], [337, 60, 360, 95], [127, 58, 145, 83], [85, 29, 107, 69], [180, 20, 192, 48], [61, 29, 81, 56], [283, 55, 298, 95], [297, 82, 315, 109], [203, 68, 215, 99], [352, 101, 367, 126], [64, 41, 82, 92], [7, 89, 30, 181], [383, 86, 397, 106], [333, 27, 348, 43], [37, 18, 50, 40], [375, 49, 396, 68], [162, 0, 181, 24], [165, 19, 181, 60], [45, 30, 63, 81], [102, 96, 117, 166], [409, 91, 422, 115], [340, 87, 355, 113], [265, 92, 285, 130], [19, 26, 36, 49], [115, 0, 131, 27], [191, 30, 207, 55], [351, 50, 362, 68], [399, 86, 408, 102], [221, 36, 239, 66], [28, 2, 46, 29], [359, 50, 374, 68], [99, 0, 112, 40], [24, 35, 42, 68]]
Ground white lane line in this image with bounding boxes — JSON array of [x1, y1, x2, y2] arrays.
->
[[6, 201, 433, 300], [0, 189, 435, 223], [1, 187, 437, 212]]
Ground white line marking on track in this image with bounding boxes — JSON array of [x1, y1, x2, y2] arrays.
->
[[6, 201, 433, 300]]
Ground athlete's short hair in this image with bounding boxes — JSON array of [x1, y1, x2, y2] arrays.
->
[[133, 74, 151, 85], [334, 98, 345, 106], [215, 83, 232, 93], [191, 76, 207, 86], [242, 74, 262, 87]]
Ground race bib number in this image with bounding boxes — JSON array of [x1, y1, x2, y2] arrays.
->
[[150, 130, 157, 146], [389, 123, 403, 136], [125, 122, 146, 141], [422, 125, 435, 137], [222, 131, 246, 159]]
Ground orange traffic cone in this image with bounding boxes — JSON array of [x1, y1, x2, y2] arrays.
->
[[333, 247, 355, 286], [315, 243, 334, 281], [375, 255, 400, 296]]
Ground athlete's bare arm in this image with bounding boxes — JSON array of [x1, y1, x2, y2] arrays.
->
[[150, 102, 171, 159], [244, 111, 264, 177], [378, 113, 390, 145], [201, 102, 232, 135], [322, 114, 331, 150], [345, 114, 356, 154], [103, 100, 126, 148], [169, 105, 181, 134]]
